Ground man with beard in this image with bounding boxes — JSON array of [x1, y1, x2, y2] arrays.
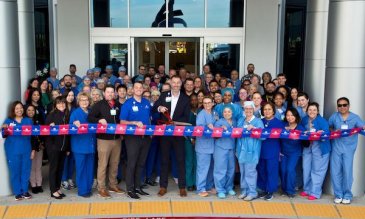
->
[[60, 74, 79, 96], [69, 64, 82, 85], [261, 81, 276, 104], [241, 63, 260, 82]]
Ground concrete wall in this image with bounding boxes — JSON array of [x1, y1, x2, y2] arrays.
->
[[245, 0, 280, 77], [56, 0, 90, 77]]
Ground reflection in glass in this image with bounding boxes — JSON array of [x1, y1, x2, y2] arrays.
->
[[136, 41, 165, 68], [206, 43, 239, 77], [171, 0, 204, 27], [169, 41, 198, 73], [207, 0, 243, 27], [130, 0, 165, 28], [95, 44, 128, 74], [93, 0, 128, 28]]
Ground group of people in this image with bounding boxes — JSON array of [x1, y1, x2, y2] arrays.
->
[[2, 63, 365, 205]]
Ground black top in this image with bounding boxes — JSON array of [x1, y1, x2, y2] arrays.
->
[[88, 99, 121, 140], [152, 91, 190, 123], [45, 110, 70, 152]]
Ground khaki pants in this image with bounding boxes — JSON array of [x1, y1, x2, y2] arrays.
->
[[30, 150, 43, 187], [97, 139, 121, 190]]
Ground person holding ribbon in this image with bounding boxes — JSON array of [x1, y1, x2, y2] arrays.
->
[[120, 81, 152, 199], [236, 101, 264, 201], [152, 75, 190, 197], [329, 97, 365, 204], [45, 96, 70, 199], [88, 85, 124, 198], [214, 105, 236, 199], [195, 96, 216, 197], [2, 101, 33, 201], [69, 92, 95, 197], [280, 108, 305, 198], [300, 102, 331, 200]]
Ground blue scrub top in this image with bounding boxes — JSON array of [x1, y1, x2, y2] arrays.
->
[[214, 118, 236, 150], [196, 109, 215, 154], [281, 124, 306, 156], [120, 97, 151, 125], [214, 102, 243, 121], [329, 112, 365, 151], [301, 115, 331, 155], [3, 117, 32, 155], [261, 117, 285, 159], [69, 107, 95, 154]]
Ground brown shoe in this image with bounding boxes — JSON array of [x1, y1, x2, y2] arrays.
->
[[109, 186, 125, 194], [98, 189, 111, 198], [179, 188, 187, 197], [158, 187, 167, 197]]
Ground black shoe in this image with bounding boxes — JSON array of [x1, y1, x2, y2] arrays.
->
[[258, 191, 268, 199], [145, 179, 157, 186], [15, 194, 23, 201], [140, 183, 149, 189], [58, 192, 66, 197], [31, 187, 39, 194], [117, 178, 122, 184], [287, 193, 295, 198], [51, 193, 62, 199], [22, 192, 32, 199], [187, 186, 194, 191], [264, 192, 273, 201], [127, 191, 140, 199], [135, 188, 150, 196], [38, 186, 44, 193]]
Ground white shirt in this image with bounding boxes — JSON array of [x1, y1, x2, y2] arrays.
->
[[170, 91, 180, 119]]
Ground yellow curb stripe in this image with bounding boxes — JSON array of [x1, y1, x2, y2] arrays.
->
[[90, 202, 130, 215], [294, 203, 340, 218], [212, 201, 253, 215], [131, 201, 171, 215], [3, 204, 48, 219], [336, 205, 365, 219], [0, 206, 6, 218], [47, 203, 89, 217], [252, 201, 296, 216], [172, 201, 212, 215]]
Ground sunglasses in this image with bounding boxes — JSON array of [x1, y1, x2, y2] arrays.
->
[[337, 104, 348, 107]]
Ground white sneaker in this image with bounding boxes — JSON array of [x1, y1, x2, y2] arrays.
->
[[244, 195, 256, 201], [238, 193, 247, 199], [342, 199, 351, 204], [68, 179, 76, 189], [174, 178, 178, 184], [334, 197, 343, 204], [61, 181, 70, 190], [92, 179, 97, 189], [155, 176, 160, 183]]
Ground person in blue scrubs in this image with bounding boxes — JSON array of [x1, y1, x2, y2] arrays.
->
[[236, 101, 264, 201], [329, 97, 365, 204], [2, 101, 33, 200], [214, 105, 236, 198], [273, 92, 286, 121], [195, 96, 216, 197], [258, 102, 285, 200], [300, 102, 331, 200], [69, 92, 95, 197], [215, 89, 243, 121], [280, 108, 305, 198]]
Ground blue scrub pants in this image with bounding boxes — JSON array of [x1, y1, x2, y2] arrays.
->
[[62, 152, 75, 182], [303, 144, 329, 198], [7, 152, 31, 196], [239, 163, 258, 197], [196, 152, 214, 193], [330, 146, 356, 200], [213, 147, 235, 193], [280, 154, 300, 195], [257, 157, 279, 193], [74, 153, 94, 196]]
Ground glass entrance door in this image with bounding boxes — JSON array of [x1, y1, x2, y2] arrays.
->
[[133, 37, 200, 75]]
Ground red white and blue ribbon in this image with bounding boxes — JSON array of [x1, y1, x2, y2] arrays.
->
[[2, 124, 365, 140]]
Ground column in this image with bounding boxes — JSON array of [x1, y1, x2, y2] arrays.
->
[[324, 0, 365, 196], [303, 0, 329, 111], [0, 0, 21, 196], [18, 0, 36, 100]]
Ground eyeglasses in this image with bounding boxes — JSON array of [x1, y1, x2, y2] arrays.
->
[[337, 103, 348, 107]]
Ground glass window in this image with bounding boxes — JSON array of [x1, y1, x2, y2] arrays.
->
[[169, 41, 199, 74], [207, 0, 244, 27], [95, 44, 128, 74], [169, 0, 204, 28], [92, 0, 128, 28], [130, 0, 166, 28], [206, 43, 240, 77]]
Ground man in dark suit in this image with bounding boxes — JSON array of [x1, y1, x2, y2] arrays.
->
[[152, 75, 190, 197]]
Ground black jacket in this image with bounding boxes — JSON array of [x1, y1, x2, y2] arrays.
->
[[45, 110, 70, 152], [152, 91, 190, 123], [88, 99, 120, 140]]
